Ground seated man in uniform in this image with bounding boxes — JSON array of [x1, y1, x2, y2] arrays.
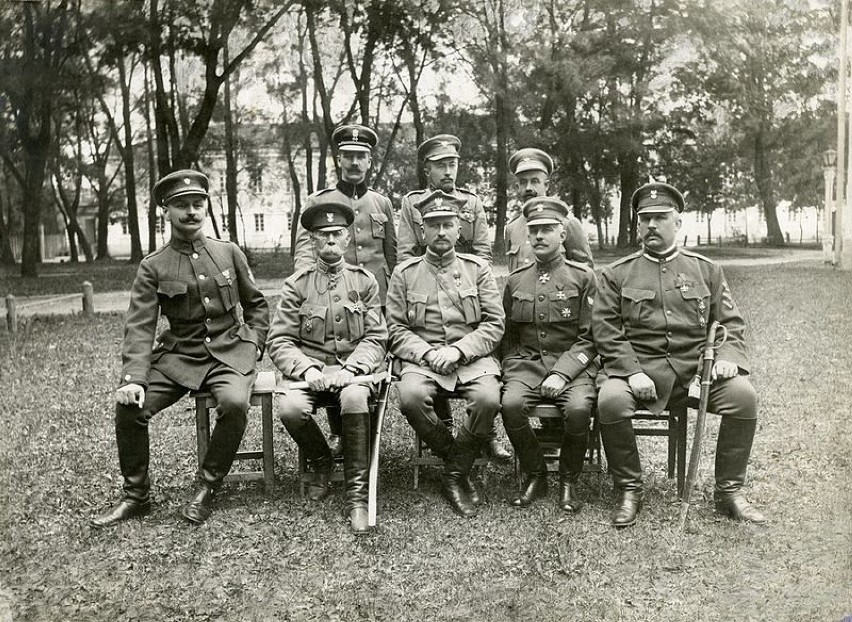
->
[[593, 181, 766, 528], [267, 201, 387, 534], [501, 198, 598, 512], [387, 192, 505, 518], [91, 169, 270, 527]]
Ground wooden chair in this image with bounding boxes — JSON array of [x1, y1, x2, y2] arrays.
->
[[513, 404, 603, 484], [193, 370, 276, 493], [632, 403, 688, 496]]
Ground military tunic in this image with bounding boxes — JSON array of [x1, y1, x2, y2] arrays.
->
[[397, 188, 492, 263], [501, 256, 598, 433], [293, 181, 397, 302], [593, 247, 751, 417], [386, 249, 504, 437], [504, 212, 595, 272]]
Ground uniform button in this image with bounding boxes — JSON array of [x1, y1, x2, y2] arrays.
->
[[198, 274, 206, 280], [205, 337, 211, 343], [538, 295, 545, 301], [124, 374, 131, 381], [206, 318, 212, 324], [359, 262, 364, 267], [540, 331, 547, 338], [666, 310, 671, 315], [192, 253, 199, 259], [335, 316, 342, 322], [357, 245, 363, 250], [523, 258, 530, 263], [538, 313, 545, 320], [204, 297, 210, 304], [542, 350, 548, 356], [667, 331, 673, 337], [355, 210, 360, 215], [333, 296, 341, 302], [356, 227, 362, 232], [662, 268, 667, 273]]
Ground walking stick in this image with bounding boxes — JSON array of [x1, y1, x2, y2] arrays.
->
[[678, 320, 727, 531], [368, 357, 394, 527]]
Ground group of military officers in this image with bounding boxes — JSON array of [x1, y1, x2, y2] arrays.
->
[[91, 123, 767, 535]]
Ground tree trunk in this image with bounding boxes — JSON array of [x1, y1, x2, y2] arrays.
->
[[754, 128, 784, 245], [493, 87, 510, 255], [143, 62, 159, 253], [118, 60, 143, 262], [617, 153, 639, 248], [223, 42, 240, 244], [95, 183, 111, 260], [0, 192, 15, 265]]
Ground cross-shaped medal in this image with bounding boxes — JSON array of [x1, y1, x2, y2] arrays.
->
[[538, 272, 550, 284], [555, 291, 566, 300], [561, 308, 571, 318]]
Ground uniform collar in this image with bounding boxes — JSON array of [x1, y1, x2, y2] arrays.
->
[[337, 179, 368, 199], [642, 243, 679, 263], [424, 247, 457, 268], [317, 257, 345, 274], [535, 254, 565, 273], [169, 235, 207, 254]]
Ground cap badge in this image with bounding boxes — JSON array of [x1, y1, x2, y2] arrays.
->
[[650, 189, 657, 199], [439, 140, 449, 147], [183, 178, 191, 185], [326, 213, 334, 222], [536, 206, 543, 212], [352, 128, 359, 141], [434, 197, 442, 207]]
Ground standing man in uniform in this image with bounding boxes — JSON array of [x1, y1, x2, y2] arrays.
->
[[292, 124, 396, 458], [593, 181, 766, 528], [268, 201, 387, 534], [505, 148, 594, 272], [91, 170, 269, 528], [387, 192, 505, 518], [397, 134, 510, 460], [501, 198, 598, 511]]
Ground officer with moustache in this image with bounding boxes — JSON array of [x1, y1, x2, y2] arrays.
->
[[91, 170, 269, 528], [268, 201, 387, 534], [504, 148, 593, 272], [593, 181, 766, 528], [387, 192, 505, 518], [292, 124, 397, 458], [397, 134, 510, 461], [501, 198, 598, 512]]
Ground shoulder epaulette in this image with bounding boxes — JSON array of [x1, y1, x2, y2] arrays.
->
[[509, 262, 535, 276], [404, 189, 428, 199], [395, 256, 424, 271], [457, 253, 488, 268], [456, 187, 477, 197], [310, 187, 336, 198], [607, 250, 644, 269], [345, 263, 373, 277], [288, 265, 317, 282], [143, 244, 169, 261], [367, 187, 389, 199], [565, 258, 594, 274], [680, 248, 714, 263]]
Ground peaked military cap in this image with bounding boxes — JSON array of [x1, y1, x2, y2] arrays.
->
[[418, 134, 461, 163], [154, 170, 209, 206], [523, 196, 569, 226], [509, 148, 554, 176], [416, 190, 467, 219], [631, 181, 685, 214], [332, 124, 378, 153], [301, 201, 355, 232]]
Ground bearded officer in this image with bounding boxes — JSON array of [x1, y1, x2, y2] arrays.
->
[[397, 134, 511, 461], [292, 124, 397, 459], [387, 191, 505, 518], [501, 197, 598, 511], [593, 181, 766, 528], [91, 169, 270, 527], [268, 200, 387, 534], [505, 148, 593, 272]]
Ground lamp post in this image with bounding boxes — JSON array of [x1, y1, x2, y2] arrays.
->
[[824, 149, 837, 262]]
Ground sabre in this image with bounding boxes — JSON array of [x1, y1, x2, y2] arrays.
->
[[678, 320, 728, 531], [368, 358, 395, 527]]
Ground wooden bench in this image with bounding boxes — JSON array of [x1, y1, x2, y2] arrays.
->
[[193, 370, 277, 493]]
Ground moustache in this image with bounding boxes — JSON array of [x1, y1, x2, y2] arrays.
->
[[181, 218, 201, 224]]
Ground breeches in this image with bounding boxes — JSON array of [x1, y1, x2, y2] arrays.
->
[[597, 374, 757, 425], [397, 372, 501, 438], [277, 384, 372, 428], [501, 375, 596, 435]]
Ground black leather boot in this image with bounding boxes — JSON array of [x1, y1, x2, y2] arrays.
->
[[505, 424, 547, 508], [484, 437, 513, 462], [441, 430, 483, 518], [434, 395, 455, 429], [601, 419, 644, 528], [342, 411, 371, 534], [200, 404, 248, 488], [181, 485, 215, 524], [558, 432, 587, 513], [714, 418, 766, 523], [285, 416, 333, 501], [92, 405, 153, 528], [422, 421, 455, 460], [326, 405, 343, 459]]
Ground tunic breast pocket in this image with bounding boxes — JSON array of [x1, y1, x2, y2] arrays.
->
[[548, 290, 580, 323], [370, 212, 388, 239], [677, 284, 711, 329], [157, 280, 188, 316], [458, 211, 474, 241], [406, 292, 428, 328], [299, 303, 328, 345], [510, 291, 535, 322], [621, 287, 656, 326], [459, 287, 481, 324], [344, 303, 365, 340], [213, 273, 237, 310]]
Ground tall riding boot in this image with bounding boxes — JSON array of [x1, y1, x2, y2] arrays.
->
[[434, 395, 454, 429], [714, 417, 766, 523], [342, 411, 371, 534], [421, 421, 455, 460], [600, 419, 644, 528], [326, 406, 343, 459], [558, 431, 588, 513], [287, 416, 334, 501], [91, 406, 152, 528], [505, 424, 548, 507], [441, 429, 483, 518]]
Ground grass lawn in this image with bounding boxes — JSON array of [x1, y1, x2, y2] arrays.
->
[[0, 261, 850, 621]]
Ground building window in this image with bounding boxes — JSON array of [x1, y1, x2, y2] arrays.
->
[[155, 215, 165, 234], [254, 213, 265, 232], [218, 175, 226, 194], [120, 218, 128, 235], [249, 166, 264, 192]]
